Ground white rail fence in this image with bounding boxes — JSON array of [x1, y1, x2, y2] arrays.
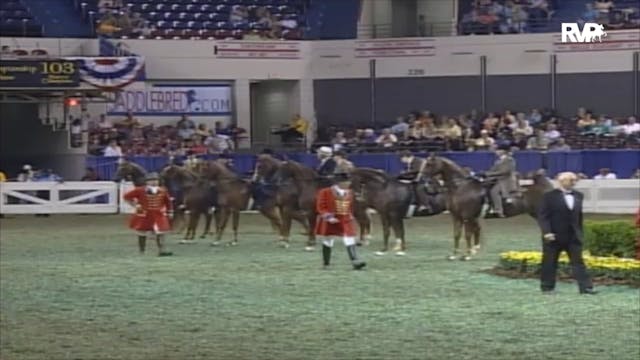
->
[[0, 180, 638, 215]]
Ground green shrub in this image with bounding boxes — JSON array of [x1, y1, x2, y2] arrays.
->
[[584, 220, 637, 258]]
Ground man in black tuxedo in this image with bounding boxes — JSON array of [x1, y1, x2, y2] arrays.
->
[[537, 171, 597, 295]]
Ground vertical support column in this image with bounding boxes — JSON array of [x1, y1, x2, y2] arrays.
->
[[298, 78, 315, 148], [480, 55, 487, 114], [634, 51, 639, 116], [369, 59, 377, 125], [550, 54, 557, 112], [234, 79, 251, 149], [357, 0, 374, 39]]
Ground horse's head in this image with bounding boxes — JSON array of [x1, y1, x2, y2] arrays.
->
[[201, 159, 236, 182], [423, 154, 446, 177], [350, 168, 389, 199], [115, 160, 146, 185], [255, 154, 280, 179], [160, 164, 198, 190], [277, 161, 316, 183]]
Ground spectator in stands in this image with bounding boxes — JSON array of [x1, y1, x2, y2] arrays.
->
[[190, 137, 208, 155], [511, 133, 528, 150], [473, 129, 495, 151], [230, 5, 249, 26], [376, 129, 398, 148], [103, 140, 123, 157], [527, 129, 550, 150], [512, 118, 533, 137], [544, 123, 561, 141], [178, 122, 195, 141], [579, 3, 600, 24], [594, 168, 617, 179], [528, 108, 542, 126], [96, 12, 121, 36], [549, 138, 571, 151], [585, 115, 613, 136], [331, 131, 347, 151], [622, 116, 640, 135], [204, 131, 233, 153], [577, 112, 596, 133], [391, 117, 409, 137], [631, 169, 640, 179], [444, 118, 463, 143], [88, 137, 104, 156], [406, 120, 423, 141], [82, 167, 100, 181], [195, 124, 209, 139], [273, 114, 308, 145], [96, 114, 113, 130], [362, 129, 377, 144], [594, 0, 614, 14]]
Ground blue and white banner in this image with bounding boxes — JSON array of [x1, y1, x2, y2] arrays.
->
[[106, 83, 233, 116]]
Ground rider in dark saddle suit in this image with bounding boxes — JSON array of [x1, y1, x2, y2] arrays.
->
[[316, 146, 337, 187], [479, 146, 520, 217], [399, 150, 433, 214]]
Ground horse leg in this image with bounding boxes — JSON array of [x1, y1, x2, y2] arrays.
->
[[183, 211, 199, 243], [279, 206, 293, 248], [303, 211, 317, 251], [471, 219, 482, 253], [354, 206, 371, 246], [390, 214, 406, 255], [259, 205, 283, 241], [461, 221, 474, 261], [375, 215, 391, 256], [448, 217, 463, 260], [230, 210, 240, 246], [213, 208, 230, 246], [201, 212, 213, 239]]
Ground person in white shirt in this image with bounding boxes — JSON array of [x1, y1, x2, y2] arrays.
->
[[623, 116, 640, 135], [543, 123, 561, 141], [593, 168, 617, 180], [375, 128, 398, 148], [103, 140, 123, 157]]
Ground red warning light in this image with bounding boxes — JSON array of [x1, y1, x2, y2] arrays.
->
[[66, 98, 79, 106]]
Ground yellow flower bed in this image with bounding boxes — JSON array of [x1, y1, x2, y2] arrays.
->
[[500, 251, 640, 271], [498, 251, 640, 283]]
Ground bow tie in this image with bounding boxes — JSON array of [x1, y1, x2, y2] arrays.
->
[[562, 191, 574, 195]]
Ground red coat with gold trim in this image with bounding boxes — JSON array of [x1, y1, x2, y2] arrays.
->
[[123, 186, 173, 232], [314, 186, 356, 237]]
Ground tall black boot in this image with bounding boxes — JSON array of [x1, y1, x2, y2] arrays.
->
[[346, 245, 366, 270], [138, 236, 146, 254], [156, 235, 173, 256], [322, 244, 332, 269]]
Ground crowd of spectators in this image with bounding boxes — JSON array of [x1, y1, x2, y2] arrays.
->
[[87, 112, 246, 157], [459, 0, 555, 35], [458, 0, 639, 35], [94, 0, 302, 40], [577, 0, 640, 29], [314, 107, 640, 154]]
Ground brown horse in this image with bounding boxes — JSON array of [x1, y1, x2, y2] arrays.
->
[[350, 168, 412, 255], [159, 164, 212, 242], [198, 159, 267, 246], [422, 155, 490, 260], [423, 155, 554, 260]]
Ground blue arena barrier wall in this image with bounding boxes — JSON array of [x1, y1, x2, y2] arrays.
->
[[87, 150, 640, 181]]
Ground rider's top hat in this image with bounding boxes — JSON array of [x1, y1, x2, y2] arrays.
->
[[145, 172, 160, 181]]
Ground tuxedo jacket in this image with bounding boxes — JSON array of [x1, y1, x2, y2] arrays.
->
[[537, 188, 584, 243]]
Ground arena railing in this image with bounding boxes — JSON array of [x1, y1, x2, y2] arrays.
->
[[0, 180, 637, 215]]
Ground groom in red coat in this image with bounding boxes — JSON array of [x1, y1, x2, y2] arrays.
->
[[315, 172, 366, 270], [123, 172, 173, 256]]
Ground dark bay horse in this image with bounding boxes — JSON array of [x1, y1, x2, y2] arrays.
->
[[423, 155, 554, 260], [160, 164, 211, 242], [422, 155, 489, 260], [198, 159, 257, 246], [350, 168, 412, 255], [114, 159, 147, 186]]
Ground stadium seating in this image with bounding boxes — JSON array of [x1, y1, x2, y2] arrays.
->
[[75, 0, 308, 40], [0, 0, 43, 37]]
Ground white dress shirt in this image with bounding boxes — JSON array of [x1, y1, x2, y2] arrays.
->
[[562, 190, 575, 210]]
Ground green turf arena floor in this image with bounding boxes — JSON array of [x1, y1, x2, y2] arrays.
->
[[1, 213, 638, 360]]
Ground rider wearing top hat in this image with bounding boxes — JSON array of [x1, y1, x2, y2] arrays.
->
[[399, 150, 432, 214], [316, 146, 337, 177], [482, 145, 518, 218], [315, 172, 366, 270], [123, 172, 174, 256]]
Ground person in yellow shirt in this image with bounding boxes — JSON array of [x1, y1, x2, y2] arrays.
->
[[0, 171, 6, 182], [273, 114, 308, 145]]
